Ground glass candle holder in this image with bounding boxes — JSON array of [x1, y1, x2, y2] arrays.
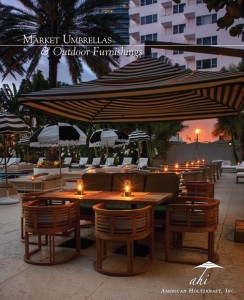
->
[[124, 180, 131, 197], [77, 179, 84, 195]]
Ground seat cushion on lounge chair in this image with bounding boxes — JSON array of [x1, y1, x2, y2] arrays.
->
[[33, 172, 49, 178]]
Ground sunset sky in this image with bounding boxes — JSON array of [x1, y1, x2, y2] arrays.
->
[[180, 119, 217, 143]]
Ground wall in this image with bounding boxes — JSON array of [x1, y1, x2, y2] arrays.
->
[[164, 140, 242, 164]]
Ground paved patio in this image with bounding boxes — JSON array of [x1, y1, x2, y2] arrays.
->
[[0, 173, 243, 300]]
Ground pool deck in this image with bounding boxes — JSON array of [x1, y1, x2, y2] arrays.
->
[[0, 173, 243, 300]]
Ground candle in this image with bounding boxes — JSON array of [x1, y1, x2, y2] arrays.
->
[[124, 180, 131, 197], [77, 179, 84, 195]]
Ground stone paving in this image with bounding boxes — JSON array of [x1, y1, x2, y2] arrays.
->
[[0, 173, 243, 300]]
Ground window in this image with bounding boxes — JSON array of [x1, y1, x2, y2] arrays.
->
[[197, 36, 217, 45], [173, 4, 185, 14], [196, 0, 203, 4], [140, 33, 158, 43], [141, 14, 157, 25], [196, 58, 217, 69], [151, 53, 158, 58], [141, 0, 157, 5], [173, 50, 184, 55], [197, 14, 217, 26], [173, 24, 185, 34]]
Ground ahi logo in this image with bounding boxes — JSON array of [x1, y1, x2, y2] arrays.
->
[[189, 261, 224, 286]]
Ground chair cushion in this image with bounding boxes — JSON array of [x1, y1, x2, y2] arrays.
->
[[82, 173, 113, 191], [144, 173, 180, 196]]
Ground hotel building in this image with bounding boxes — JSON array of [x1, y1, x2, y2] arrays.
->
[[129, 0, 243, 70]]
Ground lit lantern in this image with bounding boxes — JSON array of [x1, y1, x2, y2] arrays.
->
[[164, 166, 168, 172], [175, 163, 179, 169], [124, 180, 131, 197], [186, 162, 189, 168], [202, 159, 205, 164], [31, 176, 34, 182], [77, 179, 84, 195]]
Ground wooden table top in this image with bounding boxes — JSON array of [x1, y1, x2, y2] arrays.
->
[[36, 190, 173, 205]]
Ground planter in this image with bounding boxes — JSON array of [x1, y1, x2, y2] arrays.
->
[[33, 167, 69, 175]]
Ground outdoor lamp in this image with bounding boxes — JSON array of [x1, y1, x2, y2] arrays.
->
[[77, 179, 84, 195], [186, 162, 189, 168], [31, 176, 34, 182], [124, 180, 131, 197], [164, 165, 168, 172], [175, 163, 179, 169]]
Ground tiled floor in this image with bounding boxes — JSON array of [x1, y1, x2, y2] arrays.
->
[[0, 173, 243, 300]]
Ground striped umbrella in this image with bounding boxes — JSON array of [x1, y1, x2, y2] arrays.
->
[[89, 129, 128, 148], [18, 136, 30, 145], [0, 113, 28, 204], [19, 57, 244, 123], [29, 123, 87, 189], [89, 128, 128, 156], [129, 130, 150, 161]]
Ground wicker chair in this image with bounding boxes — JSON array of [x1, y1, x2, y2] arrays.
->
[[23, 200, 80, 265], [165, 196, 220, 264], [93, 203, 154, 276], [184, 181, 215, 197]]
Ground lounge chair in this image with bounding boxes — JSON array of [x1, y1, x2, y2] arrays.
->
[[36, 157, 45, 165], [236, 161, 244, 172], [71, 157, 88, 168], [138, 157, 148, 169], [117, 157, 132, 167], [86, 157, 101, 168], [63, 157, 72, 167], [221, 160, 237, 172], [7, 157, 21, 166], [101, 157, 114, 167]]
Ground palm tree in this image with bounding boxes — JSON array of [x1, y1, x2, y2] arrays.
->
[[0, 0, 124, 87], [212, 114, 244, 162]]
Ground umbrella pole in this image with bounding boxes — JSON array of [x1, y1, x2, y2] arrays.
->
[[3, 134, 9, 197], [59, 145, 62, 190], [137, 141, 141, 169]]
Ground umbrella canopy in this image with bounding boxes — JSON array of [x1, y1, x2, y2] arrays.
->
[[89, 129, 128, 148], [18, 136, 30, 145], [129, 130, 150, 161], [30, 123, 86, 147], [129, 130, 150, 142], [19, 57, 244, 123], [0, 113, 28, 204]]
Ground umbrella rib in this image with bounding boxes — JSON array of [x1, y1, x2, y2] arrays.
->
[[91, 99, 114, 121]]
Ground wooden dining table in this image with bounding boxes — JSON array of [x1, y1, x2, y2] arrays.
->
[[36, 190, 173, 256], [36, 189, 173, 206]]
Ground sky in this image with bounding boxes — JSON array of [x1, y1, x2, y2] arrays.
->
[[0, 0, 225, 143]]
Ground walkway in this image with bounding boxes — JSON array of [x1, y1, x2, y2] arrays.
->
[[0, 173, 243, 300]]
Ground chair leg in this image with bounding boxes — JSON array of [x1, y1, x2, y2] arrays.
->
[[165, 229, 170, 261], [127, 241, 134, 273]]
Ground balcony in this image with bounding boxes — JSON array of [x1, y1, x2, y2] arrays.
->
[[184, 5, 196, 18], [161, 14, 173, 27], [160, 0, 172, 8], [129, 11, 140, 23], [129, 26, 140, 41], [184, 26, 196, 39]]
